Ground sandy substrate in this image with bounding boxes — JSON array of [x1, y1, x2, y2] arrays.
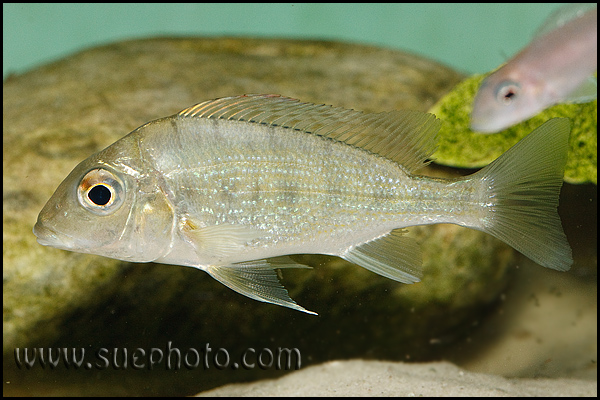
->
[[197, 360, 596, 397], [198, 263, 597, 397]]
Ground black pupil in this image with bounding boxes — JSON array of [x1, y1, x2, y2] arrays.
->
[[88, 185, 112, 206], [499, 85, 518, 104]]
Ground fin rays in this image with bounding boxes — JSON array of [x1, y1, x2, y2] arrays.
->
[[343, 230, 423, 284], [178, 94, 440, 173], [206, 259, 317, 315], [475, 118, 573, 271]]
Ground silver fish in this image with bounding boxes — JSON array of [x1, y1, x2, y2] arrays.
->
[[34, 95, 573, 314], [471, 4, 597, 133]]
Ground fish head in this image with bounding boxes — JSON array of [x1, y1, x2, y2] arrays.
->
[[33, 134, 175, 263], [471, 69, 545, 133]]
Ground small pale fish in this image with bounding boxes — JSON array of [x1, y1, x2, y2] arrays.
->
[[34, 95, 573, 314], [471, 4, 597, 133]]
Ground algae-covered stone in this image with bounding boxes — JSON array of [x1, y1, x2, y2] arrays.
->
[[5, 37, 521, 395], [428, 73, 597, 184]]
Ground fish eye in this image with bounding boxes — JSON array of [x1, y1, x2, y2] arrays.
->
[[495, 81, 521, 105], [77, 168, 125, 215]]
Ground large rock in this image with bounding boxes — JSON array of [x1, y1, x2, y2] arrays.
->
[[3, 37, 568, 395]]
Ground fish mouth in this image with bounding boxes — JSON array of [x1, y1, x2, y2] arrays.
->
[[33, 222, 75, 249]]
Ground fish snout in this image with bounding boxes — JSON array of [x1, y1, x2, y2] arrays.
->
[[33, 221, 73, 248]]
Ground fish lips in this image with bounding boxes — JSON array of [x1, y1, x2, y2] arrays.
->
[[33, 221, 77, 250]]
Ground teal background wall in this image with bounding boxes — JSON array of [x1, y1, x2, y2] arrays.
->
[[4, 3, 564, 78]]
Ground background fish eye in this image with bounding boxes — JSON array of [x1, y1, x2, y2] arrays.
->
[[495, 81, 520, 105]]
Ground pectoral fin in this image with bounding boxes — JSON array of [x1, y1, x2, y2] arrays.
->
[[180, 219, 262, 260], [343, 229, 423, 284], [205, 258, 317, 315]]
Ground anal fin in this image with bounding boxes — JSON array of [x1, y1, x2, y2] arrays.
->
[[343, 229, 423, 284], [205, 258, 317, 315]]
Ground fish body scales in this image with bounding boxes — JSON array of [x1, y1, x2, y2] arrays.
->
[[139, 117, 477, 265]]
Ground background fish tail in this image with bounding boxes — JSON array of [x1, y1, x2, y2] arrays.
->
[[473, 118, 573, 271]]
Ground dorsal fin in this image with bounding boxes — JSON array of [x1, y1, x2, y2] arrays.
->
[[533, 3, 597, 38], [178, 94, 440, 173]]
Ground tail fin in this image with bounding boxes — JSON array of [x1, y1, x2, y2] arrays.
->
[[474, 118, 573, 271]]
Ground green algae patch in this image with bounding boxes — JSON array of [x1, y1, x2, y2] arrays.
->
[[429, 74, 597, 184]]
